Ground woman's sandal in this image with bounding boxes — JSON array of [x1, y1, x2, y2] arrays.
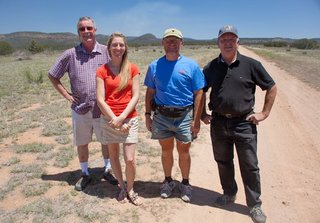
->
[[117, 188, 128, 203], [127, 191, 142, 206]]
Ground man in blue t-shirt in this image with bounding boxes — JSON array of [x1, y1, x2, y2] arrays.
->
[[144, 28, 206, 203]]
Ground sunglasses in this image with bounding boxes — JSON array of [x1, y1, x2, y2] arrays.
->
[[78, 26, 94, 32]]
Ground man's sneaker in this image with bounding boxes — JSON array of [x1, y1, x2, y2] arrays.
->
[[75, 174, 92, 191], [103, 170, 118, 185], [250, 206, 266, 223], [179, 183, 193, 202], [214, 194, 236, 206], [160, 181, 176, 198]]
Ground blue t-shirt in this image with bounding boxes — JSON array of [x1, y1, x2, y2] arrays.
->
[[144, 55, 206, 107]]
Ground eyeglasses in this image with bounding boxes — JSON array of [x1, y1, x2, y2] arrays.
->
[[78, 26, 94, 32]]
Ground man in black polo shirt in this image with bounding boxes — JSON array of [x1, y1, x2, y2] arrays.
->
[[201, 25, 277, 223]]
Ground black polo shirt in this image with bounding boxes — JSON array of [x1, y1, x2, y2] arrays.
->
[[203, 52, 275, 115]]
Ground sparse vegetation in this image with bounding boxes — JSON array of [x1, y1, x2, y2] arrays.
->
[[23, 67, 45, 84], [27, 40, 45, 54], [53, 146, 76, 168], [264, 41, 288, 47], [12, 142, 54, 154], [248, 46, 320, 90], [11, 163, 45, 179], [291, 38, 319, 49], [21, 182, 52, 197], [42, 119, 72, 136], [55, 135, 71, 144], [0, 175, 24, 200], [1, 157, 20, 167], [0, 41, 14, 55]]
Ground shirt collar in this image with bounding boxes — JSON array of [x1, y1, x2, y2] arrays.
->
[[77, 41, 102, 54], [218, 51, 240, 65]]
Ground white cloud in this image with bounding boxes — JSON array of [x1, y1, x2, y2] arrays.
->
[[94, 1, 182, 37]]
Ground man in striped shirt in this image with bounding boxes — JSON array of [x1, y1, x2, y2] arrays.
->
[[48, 16, 117, 191]]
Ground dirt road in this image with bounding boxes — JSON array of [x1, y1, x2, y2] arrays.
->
[[166, 46, 320, 223]]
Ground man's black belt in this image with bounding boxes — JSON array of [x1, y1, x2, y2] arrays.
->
[[156, 105, 193, 118], [214, 110, 253, 119], [156, 105, 193, 112]]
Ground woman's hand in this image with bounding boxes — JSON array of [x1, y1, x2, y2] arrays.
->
[[109, 115, 125, 128]]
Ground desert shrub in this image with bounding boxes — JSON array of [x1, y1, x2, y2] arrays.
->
[[264, 41, 288, 47], [23, 68, 45, 84], [55, 135, 71, 144], [0, 41, 14, 55], [12, 143, 54, 154], [291, 38, 319, 49], [42, 119, 72, 136], [0, 117, 40, 140], [0, 174, 25, 200], [1, 157, 20, 167], [37, 151, 56, 161], [54, 146, 76, 168], [11, 164, 45, 179], [22, 182, 52, 197], [27, 40, 44, 54]]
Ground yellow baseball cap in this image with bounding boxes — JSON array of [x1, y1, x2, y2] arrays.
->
[[163, 28, 183, 39]]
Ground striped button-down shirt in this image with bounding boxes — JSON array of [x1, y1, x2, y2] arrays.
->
[[49, 42, 110, 118]]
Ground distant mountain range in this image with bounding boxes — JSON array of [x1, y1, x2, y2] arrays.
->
[[0, 31, 318, 50]]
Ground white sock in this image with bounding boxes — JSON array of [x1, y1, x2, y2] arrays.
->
[[104, 159, 111, 172], [80, 162, 89, 175]]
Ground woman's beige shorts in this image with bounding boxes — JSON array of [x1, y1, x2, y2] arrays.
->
[[101, 117, 138, 144]]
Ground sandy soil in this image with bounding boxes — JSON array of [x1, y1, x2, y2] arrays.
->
[[1, 46, 320, 223]]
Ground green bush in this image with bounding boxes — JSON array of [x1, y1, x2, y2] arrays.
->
[[23, 68, 45, 84], [27, 40, 44, 54], [264, 41, 288, 47], [0, 41, 14, 55], [291, 38, 319, 49]]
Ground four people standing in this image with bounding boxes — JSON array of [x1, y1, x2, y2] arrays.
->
[[49, 18, 276, 220], [144, 28, 206, 202], [201, 25, 277, 223]]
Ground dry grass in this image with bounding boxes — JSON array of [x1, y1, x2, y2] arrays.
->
[[248, 46, 320, 91]]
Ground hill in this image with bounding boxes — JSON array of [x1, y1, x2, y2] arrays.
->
[[0, 32, 79, 50], [0, 32, 204, 49], [0, 31, 319, 50]]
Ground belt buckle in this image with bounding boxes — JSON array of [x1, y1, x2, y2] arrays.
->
[[225, 114, 233, 118]]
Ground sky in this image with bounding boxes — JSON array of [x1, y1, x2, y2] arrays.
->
[[0, 0, 319, 39]]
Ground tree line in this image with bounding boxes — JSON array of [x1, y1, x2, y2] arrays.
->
[[263, 39, 319, 49], [0, 38, 319, 56]]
